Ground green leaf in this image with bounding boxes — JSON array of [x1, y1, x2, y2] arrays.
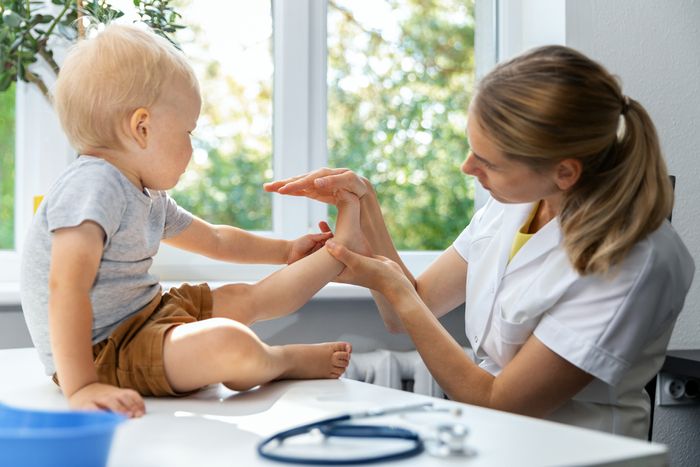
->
[[2, 11, 24, 28], [27, 14, 52, 27], [0, 74, 12, 91]]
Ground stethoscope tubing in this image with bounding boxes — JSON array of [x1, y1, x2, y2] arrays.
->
[[257, 414, 424, 465]]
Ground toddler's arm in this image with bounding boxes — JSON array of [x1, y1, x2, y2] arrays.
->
[[49, 221, 144, 417], [231, 191, 362, 317], [164, 217, 331, 265]]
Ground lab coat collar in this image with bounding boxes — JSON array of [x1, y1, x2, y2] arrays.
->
[[496, 202, 563, 279]]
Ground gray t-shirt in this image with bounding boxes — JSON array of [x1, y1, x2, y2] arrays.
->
[[20, 155, 193, 375]]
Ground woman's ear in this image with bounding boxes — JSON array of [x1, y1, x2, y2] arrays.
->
[[554, 158, 582, 191], [129, 108, 150, 149]]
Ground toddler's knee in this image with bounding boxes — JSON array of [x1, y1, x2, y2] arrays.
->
[[206, 319, 262, 364], [208, 318, 256, 345]]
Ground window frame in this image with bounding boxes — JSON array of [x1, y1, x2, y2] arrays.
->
[[0, 79, 75, 283], [2, 0, 497, 287]]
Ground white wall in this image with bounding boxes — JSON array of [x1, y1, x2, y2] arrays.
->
[[565, 0, 700, 350]]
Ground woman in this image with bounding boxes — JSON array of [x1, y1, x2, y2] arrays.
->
[[264, 45, 694, 439]]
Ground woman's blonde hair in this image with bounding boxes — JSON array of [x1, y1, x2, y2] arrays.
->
[[472, 45, 673, 275], [53, 23, 199, 153]]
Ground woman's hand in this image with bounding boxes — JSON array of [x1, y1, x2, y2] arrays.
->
[[324, 240, 412, 299], [264, 168, 371, 205], [319, 220, 375, 287], [286, 230, 334, 265]]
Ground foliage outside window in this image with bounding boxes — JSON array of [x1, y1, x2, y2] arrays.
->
[[168, 0, 273, 231], [0, 83, 14, 250], [0, 0, 184, 101], [328, 0, 475, 251]]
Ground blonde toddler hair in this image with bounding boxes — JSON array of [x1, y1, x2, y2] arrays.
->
[[53, 23, 199, 153]]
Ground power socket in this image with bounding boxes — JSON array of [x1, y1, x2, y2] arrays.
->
[[657, 371, 700, 406]]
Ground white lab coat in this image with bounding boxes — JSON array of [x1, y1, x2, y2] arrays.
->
[[453, 198, 695, 439]]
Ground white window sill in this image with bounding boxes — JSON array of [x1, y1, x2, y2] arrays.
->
[[0, 283, 21, 306], [0, 281, 371, 307]]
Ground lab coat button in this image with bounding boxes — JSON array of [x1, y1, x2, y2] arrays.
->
[[474, 336, 479, 343]]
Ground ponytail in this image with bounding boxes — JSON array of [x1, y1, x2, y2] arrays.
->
[[559, 98, 673, 274]]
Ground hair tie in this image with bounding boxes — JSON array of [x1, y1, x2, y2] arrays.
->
[[621, 95, 630, 115]]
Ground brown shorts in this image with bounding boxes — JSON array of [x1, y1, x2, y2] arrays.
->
[[53, 283, 213, 397]]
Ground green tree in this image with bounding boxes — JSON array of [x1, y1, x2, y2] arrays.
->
[[0, 82, 14, 249], [116, 0, 475, 245], [328, 0, 475, 250], [168, 0, 272, 230]]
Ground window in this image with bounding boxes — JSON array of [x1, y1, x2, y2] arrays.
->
[[169, 0, 273, 231], [156, 0, 477, 280], [327, 0, 476, 251], [5, 0, 493, 286], [0, 84, 15, 251]]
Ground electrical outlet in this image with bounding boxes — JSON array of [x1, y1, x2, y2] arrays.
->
[[657, 371, 700, 406]]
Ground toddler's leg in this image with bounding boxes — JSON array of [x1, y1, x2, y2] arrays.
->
[[209, 192, 364, 326], [162, 318, 351, 393]]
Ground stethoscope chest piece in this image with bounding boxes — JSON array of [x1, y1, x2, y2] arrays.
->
[[424, 422, 475, 458]]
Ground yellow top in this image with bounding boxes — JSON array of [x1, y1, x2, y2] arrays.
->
[[509, 202, 540, 261], [33, 195, 44, 214]]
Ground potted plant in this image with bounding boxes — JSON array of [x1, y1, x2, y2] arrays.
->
[[0, 0, 184, 102]]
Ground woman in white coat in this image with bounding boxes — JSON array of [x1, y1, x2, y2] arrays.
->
[[265, 45, 695, 439]]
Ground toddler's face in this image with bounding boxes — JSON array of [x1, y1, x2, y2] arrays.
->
[[140, 81, 201, 190]]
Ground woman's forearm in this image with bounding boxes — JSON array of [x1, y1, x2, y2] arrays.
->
[[387, 285, 494, 406], [359, 182, 417, 331], [369, 290, 407, 333], [360, 183, 415, 285]]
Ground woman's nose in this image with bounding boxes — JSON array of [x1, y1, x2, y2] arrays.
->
[[461, 153, 475, 175]]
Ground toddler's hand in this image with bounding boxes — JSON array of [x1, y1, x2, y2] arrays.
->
[[287, 230, 334, 264], [68, 382, 145, 418]]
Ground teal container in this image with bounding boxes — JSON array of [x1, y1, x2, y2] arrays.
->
[[0, 402, 125, 467]]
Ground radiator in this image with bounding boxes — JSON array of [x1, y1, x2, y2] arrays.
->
[[344, 348, 474, 398]]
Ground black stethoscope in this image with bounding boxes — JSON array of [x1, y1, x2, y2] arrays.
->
[[257, 402, 473, 465]]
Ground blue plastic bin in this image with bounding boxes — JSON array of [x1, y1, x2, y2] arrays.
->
[[0, 402, 125, 467]]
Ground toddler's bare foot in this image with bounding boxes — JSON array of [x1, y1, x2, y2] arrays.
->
[[277, 342, 352, 380], [333, 190, 369, 255]]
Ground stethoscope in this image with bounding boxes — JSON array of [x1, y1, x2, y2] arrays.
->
[[257, 402, 474, 465]]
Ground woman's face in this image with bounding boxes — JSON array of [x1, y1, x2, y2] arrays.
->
[[462, 115, 559, 204]]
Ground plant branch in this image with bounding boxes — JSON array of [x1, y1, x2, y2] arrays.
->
[[77, 0, 84, 39], [37, 43, 60, 76], [41, 1, 72, 42], [23, 68, 52, 101]]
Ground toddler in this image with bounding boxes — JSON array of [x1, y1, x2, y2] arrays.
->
[[20, 23, 360, 418]]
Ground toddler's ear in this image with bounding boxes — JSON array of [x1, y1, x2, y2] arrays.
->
[[129, 108, 151, 149]]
